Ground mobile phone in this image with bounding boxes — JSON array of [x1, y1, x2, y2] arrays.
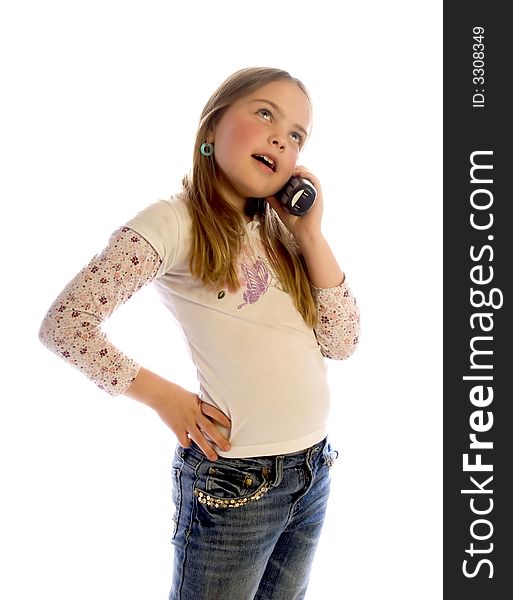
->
[[278, 176, 317, 216]]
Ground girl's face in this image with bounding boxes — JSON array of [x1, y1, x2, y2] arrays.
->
[[211, 80, 312, 205]]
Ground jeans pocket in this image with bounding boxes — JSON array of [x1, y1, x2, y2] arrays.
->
[[194, 462, 272, 509]]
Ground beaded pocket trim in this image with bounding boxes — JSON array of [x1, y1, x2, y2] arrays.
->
[[194, 474, 271, 509]]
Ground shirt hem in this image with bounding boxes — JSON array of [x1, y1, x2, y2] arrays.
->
[[215, 428, 328, 459]]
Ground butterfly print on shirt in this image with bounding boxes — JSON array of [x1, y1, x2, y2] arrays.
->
[[237, 258, 271, 309]]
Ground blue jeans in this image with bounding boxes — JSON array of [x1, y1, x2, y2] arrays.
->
[[169, 436, 338, 600]]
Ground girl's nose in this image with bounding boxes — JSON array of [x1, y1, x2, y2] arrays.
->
[[270, 134, 286, 151]]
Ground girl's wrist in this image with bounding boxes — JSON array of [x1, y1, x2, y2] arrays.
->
[[125, 366, 180, 410]]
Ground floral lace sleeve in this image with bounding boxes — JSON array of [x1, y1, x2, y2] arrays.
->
[[38, 226, 162, 396], [311, 279, 360, 360]]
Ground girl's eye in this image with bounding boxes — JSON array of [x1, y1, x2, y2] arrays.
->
[[290, 132, 303, 145], [258, 108, 272, 120]]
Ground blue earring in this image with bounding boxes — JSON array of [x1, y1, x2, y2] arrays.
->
[[200, 142, 214, 157]]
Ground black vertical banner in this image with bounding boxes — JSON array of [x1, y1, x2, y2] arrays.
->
[[444, 2, 511, 597]]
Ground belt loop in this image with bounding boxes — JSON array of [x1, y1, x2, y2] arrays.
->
[[307, 436, 326, 464], [309, 438, 321, 458], [272, 456, 283, 487]]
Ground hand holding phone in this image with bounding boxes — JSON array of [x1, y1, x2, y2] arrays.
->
[[278, 176, 317, 216]]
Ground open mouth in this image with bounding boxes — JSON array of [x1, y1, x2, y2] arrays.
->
[[251, 154, 276, 172]]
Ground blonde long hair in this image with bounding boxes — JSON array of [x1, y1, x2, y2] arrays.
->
[[181, 66, 318, 329]]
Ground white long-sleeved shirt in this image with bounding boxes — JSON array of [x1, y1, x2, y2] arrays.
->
[[39, 194, 360, 457]]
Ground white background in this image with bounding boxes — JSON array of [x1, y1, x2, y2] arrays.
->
[[1, 1, 442, 598]]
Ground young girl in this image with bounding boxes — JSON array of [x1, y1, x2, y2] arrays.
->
[[38, 66, 360, 599]]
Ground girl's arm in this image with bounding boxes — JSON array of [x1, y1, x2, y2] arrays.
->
[[38, 226, 157, 396], [38, 226, 230, 459], [265, 168, 360, 360], [297, 232, 345, 289], [299, 233, 360, 360], [310, 279, 360, 360]]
